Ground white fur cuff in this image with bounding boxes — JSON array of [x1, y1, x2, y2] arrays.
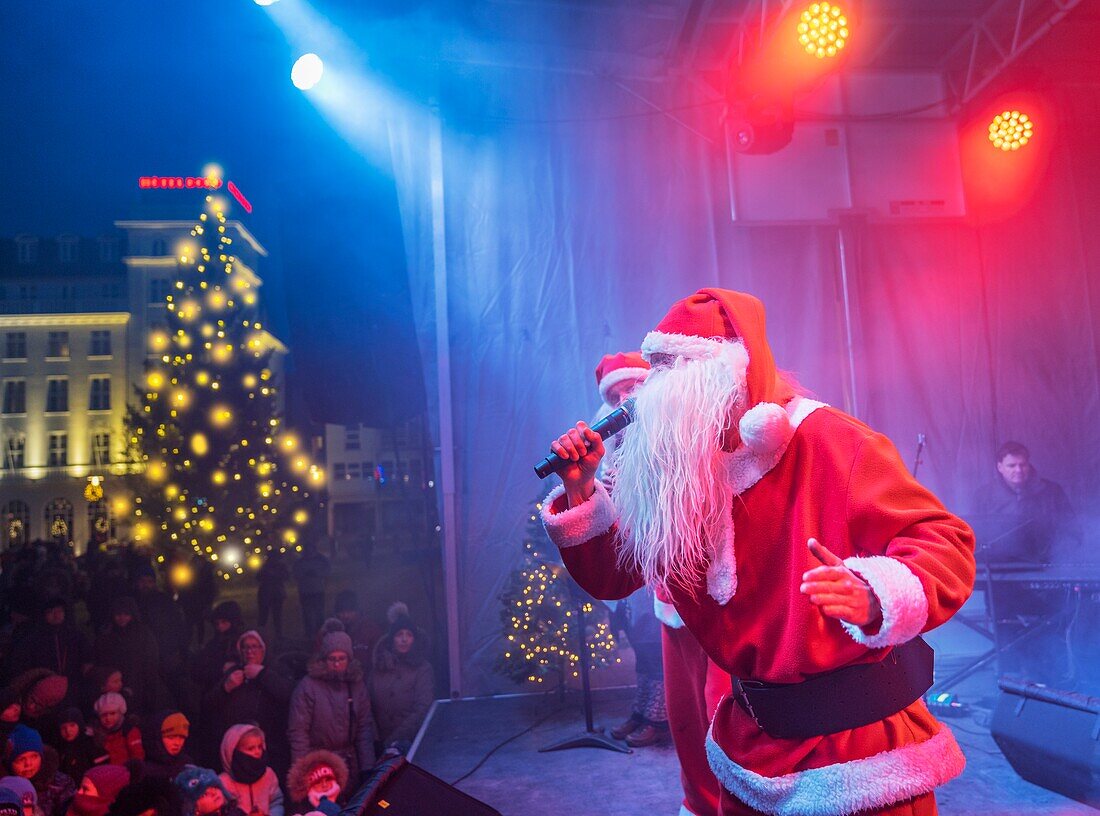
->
[[706, 724, 965, 816], [541, 481, 618, 550], [840, 556, 929, 648], [653, 597, 685, 629], [641, 331, 746, 363]]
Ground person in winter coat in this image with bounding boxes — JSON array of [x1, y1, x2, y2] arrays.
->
[[0, 776, 38, 816], [8, 671, 68, 748], [330, 594, 380, 670], [368, 608, 433, 756], [203, 634, 291, 779], [172, 767, 242, 816], [6, 600, 90, 693], [55, 710, 98, 784], [191, 606, 243, 693], [90, 695, 142, 766], [286, 630, 374, 786], [92, 600, 160, 717], [4, 725, 75, 816], [217, 726, 282, 816], [291, 546, 330, 640], [140, 713, 191, 782], [283, 752, 345, 816], [133, 567, 188, 704], [65, 765, 129, 816], [255, 558, 288, 641]]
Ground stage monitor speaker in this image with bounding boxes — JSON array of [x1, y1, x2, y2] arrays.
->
[[990, 677, 1100, 809], [348, 756, 502, 816]]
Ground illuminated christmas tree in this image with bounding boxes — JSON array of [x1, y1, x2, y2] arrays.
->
[[495, 498, 619, 686], [125, 194, 324, 581]]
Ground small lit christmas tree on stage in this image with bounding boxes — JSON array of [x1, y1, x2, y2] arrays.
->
[[495, 498, 619, 687], [125, 193, 324, 581]]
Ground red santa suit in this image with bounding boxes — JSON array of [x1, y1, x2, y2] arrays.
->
[[543, 289, 975, 816]]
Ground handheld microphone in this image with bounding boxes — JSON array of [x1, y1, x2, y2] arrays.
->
[[534, 398, 636, 479]]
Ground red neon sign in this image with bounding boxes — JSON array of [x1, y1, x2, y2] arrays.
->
[[227, 181, 253, 214], [138, 176, 223, 190]]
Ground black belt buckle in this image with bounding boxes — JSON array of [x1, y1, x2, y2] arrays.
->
[[732, 677, 764, 730]]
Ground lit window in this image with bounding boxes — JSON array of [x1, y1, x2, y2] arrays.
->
[[148, 279, 172, 304], [4, 436, 25, 470], [46, 378, 69, 413], [89, 330, 112, 357], [91, 431, 111, 466], [152, 239, 167, 256], [4, 332, 27, 360], [2, 380, 26, 415], [48, 432, 68, 467], [89, 376, 111, 411], [47, 331, 70, 358]]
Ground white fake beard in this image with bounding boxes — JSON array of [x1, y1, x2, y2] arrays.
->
[[613, 343, 747, 595]]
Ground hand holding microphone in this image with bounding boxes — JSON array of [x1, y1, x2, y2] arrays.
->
[[535, 398, 636, 504]]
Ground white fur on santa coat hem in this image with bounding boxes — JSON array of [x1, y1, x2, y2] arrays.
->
[[839, 556, 929, 648], [541, 481, 617, 550], [705, 723, 965, 816], [641, 332, 746, 363], [653, 596, 685, 629]]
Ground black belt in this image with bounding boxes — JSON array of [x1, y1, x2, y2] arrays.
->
[[731, 637, 934, 739]]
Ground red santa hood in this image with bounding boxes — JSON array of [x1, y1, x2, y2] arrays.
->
[[640, 288, 797, 456]]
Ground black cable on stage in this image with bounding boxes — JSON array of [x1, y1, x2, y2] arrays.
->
[[450, 704, 564, 786]]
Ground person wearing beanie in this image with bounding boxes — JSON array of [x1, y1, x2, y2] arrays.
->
[[105, 774, 181, 816], [329, 595, 380, 671], [283, 752, 346, 816], [287, 624, 374, 785], [0, 776, 37, 816], [172, 767, 242, 816], [56, 708, 98, 784], [90, 695, 142, 766], [5, 725, 75, 816], [368, 605, 432, 757], [217, 726, 283, 816], [0, 788, 24, 816], [92, 600, 160, 718], [141, 712, 192, 782], [542, 288, 976, 816], [4, 669, 69, 746], [204, 635, 292, 780], [65, 765, 130, 816]]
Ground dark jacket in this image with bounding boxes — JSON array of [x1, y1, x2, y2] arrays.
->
[[58, 731, 101, 782], [93, 622, 161, 716], [7, 620, 90, 688], [287, 659, 374, 782], [30, 745, 77, 816], [205, 662, 294, 775], [969, 473, 1080, 562], [368, 639, 433, 751]]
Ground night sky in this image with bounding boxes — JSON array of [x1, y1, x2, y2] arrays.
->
[[2, 1, 425, 428]]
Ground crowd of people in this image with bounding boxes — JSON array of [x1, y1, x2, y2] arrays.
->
[[0, 539, 434, 816]]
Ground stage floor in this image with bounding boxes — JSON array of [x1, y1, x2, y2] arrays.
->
[[412, 675, 1095, 816]]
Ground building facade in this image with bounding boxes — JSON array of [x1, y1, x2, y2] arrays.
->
[[0, 220, 281, 551], [322, 419, 436, 557]]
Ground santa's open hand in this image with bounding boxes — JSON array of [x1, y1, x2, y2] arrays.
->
[[549, 422, 604, 501], [800, 538, 883, 628]]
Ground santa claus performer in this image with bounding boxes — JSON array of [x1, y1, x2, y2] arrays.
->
[[542, 289, 974, 816]]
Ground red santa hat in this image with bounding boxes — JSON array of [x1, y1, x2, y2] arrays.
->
[[640, 288, 797, 456], [594, 352, 650, 406]]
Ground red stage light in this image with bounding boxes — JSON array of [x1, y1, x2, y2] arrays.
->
[[988, 110, 1034, 151], [797, 2, 849, 59]]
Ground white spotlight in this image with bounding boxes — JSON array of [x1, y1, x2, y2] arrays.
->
[[291, 53, 324, 90], [254, 0, 279, 6]]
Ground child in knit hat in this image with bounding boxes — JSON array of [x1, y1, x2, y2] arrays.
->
[[5, 725, 76, 816], [173, 767, 243, 816], [91, 695, 143, 765], [56, 709, 99, 783], [0, 776, 36, 816], [284, 752, 346, 816], [142, 713, 191, 782], [217, 726, 282, 816], [66, 765, 130, 816], [0, 788, 23, 816]]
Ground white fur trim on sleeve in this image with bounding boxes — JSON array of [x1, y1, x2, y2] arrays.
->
[[641, 332, 744, 362], [653, 596, 684, 629], [540, 481, 618, 550], [706, 724, 965, 816], [839, 556, 929, 648]]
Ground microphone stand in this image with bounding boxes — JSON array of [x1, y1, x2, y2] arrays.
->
[[911, 433, 926, 478], [539, 593, 631, 754]]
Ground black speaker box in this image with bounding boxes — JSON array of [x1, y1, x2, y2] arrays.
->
[[345, 757, 502, 816], [990, 677, 1100, 808]]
